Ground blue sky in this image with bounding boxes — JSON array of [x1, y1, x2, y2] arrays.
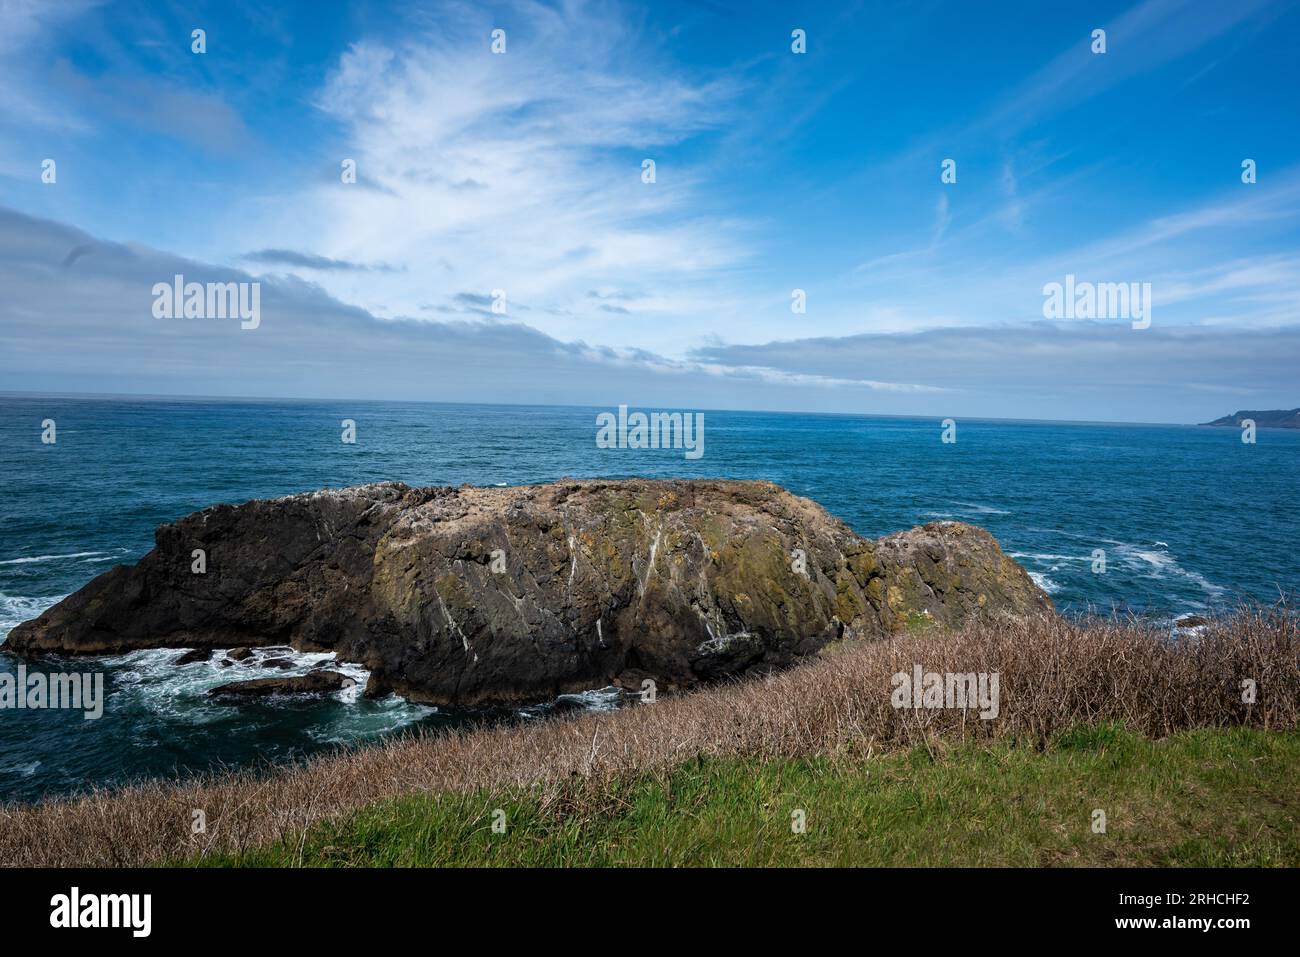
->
[[2, 0, 1298, 422]]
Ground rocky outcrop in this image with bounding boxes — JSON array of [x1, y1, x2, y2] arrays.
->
[[208, 671, 356, 698], [4, 480, 1051, 707], [173, 648, 212, 666]]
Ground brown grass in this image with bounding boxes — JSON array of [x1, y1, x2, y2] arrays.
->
[[1, 608, 1296, 867]]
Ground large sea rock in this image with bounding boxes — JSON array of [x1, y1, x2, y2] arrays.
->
[[4, 480, 1051, 707]]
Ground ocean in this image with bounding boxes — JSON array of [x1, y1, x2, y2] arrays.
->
[[1, 394, 1296, 803]]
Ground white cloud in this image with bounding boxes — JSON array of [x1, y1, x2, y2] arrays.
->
[[230, 0, 752, 354], [839, 167, 1300, 336]]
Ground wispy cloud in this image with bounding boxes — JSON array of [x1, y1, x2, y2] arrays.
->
[[980, 0, 1281, 136], [229, 0, 751, 353], [243, 249, 398, 272], [841, 167, 1300, 336]]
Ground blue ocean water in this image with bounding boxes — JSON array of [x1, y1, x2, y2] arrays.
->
[[1, 394, 1296, 803]]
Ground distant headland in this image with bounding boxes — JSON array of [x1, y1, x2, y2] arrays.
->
[[1202, 409, 1300, 429]]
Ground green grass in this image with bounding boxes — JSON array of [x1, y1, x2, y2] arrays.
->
[[200, 725, 1300, 867]]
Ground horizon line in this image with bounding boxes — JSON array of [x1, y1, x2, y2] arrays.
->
[[0, 388, 1256, 429]]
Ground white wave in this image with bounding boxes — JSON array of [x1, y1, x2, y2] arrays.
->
[[1126, 548, 1175, 570], [952, 501, 1011, 515], [0, 550, 107, 566], [1179, 568, 1226, 598], [102, 644, 439, 735], [306, 694, 438, 744], [1028, 572, 1061, 594], [519, 685, 627, 719], [2, 621, 436, 744], [0, 594, 62, 640], [1114, 542, 1225, 598], [1020, 533, 1227, 604], [557, 686, 625, 711], [0, 760, 40, 777]]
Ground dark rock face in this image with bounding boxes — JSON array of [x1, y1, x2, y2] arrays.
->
[[4, 480, 1052, 707], [208, 671, 356, 698]]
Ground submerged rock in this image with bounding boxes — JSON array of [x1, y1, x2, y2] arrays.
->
[[4, 479, 1051, 707], [172, 648, 212, 666], [208, 671, 356, 698]]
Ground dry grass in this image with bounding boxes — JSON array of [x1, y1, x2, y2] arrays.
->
[[1, 608, 1296, 867]]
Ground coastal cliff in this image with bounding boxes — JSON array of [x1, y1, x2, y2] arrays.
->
[[4, 479, 1051, 707]]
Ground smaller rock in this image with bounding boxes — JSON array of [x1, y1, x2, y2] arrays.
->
[[1175, 615, 1210, 629], [227, 647, 253, 662], [259, 657, 294, 670], [207, 671, 357, 698], [219, 659, 234, 668], [173, 649, 212, 666]]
